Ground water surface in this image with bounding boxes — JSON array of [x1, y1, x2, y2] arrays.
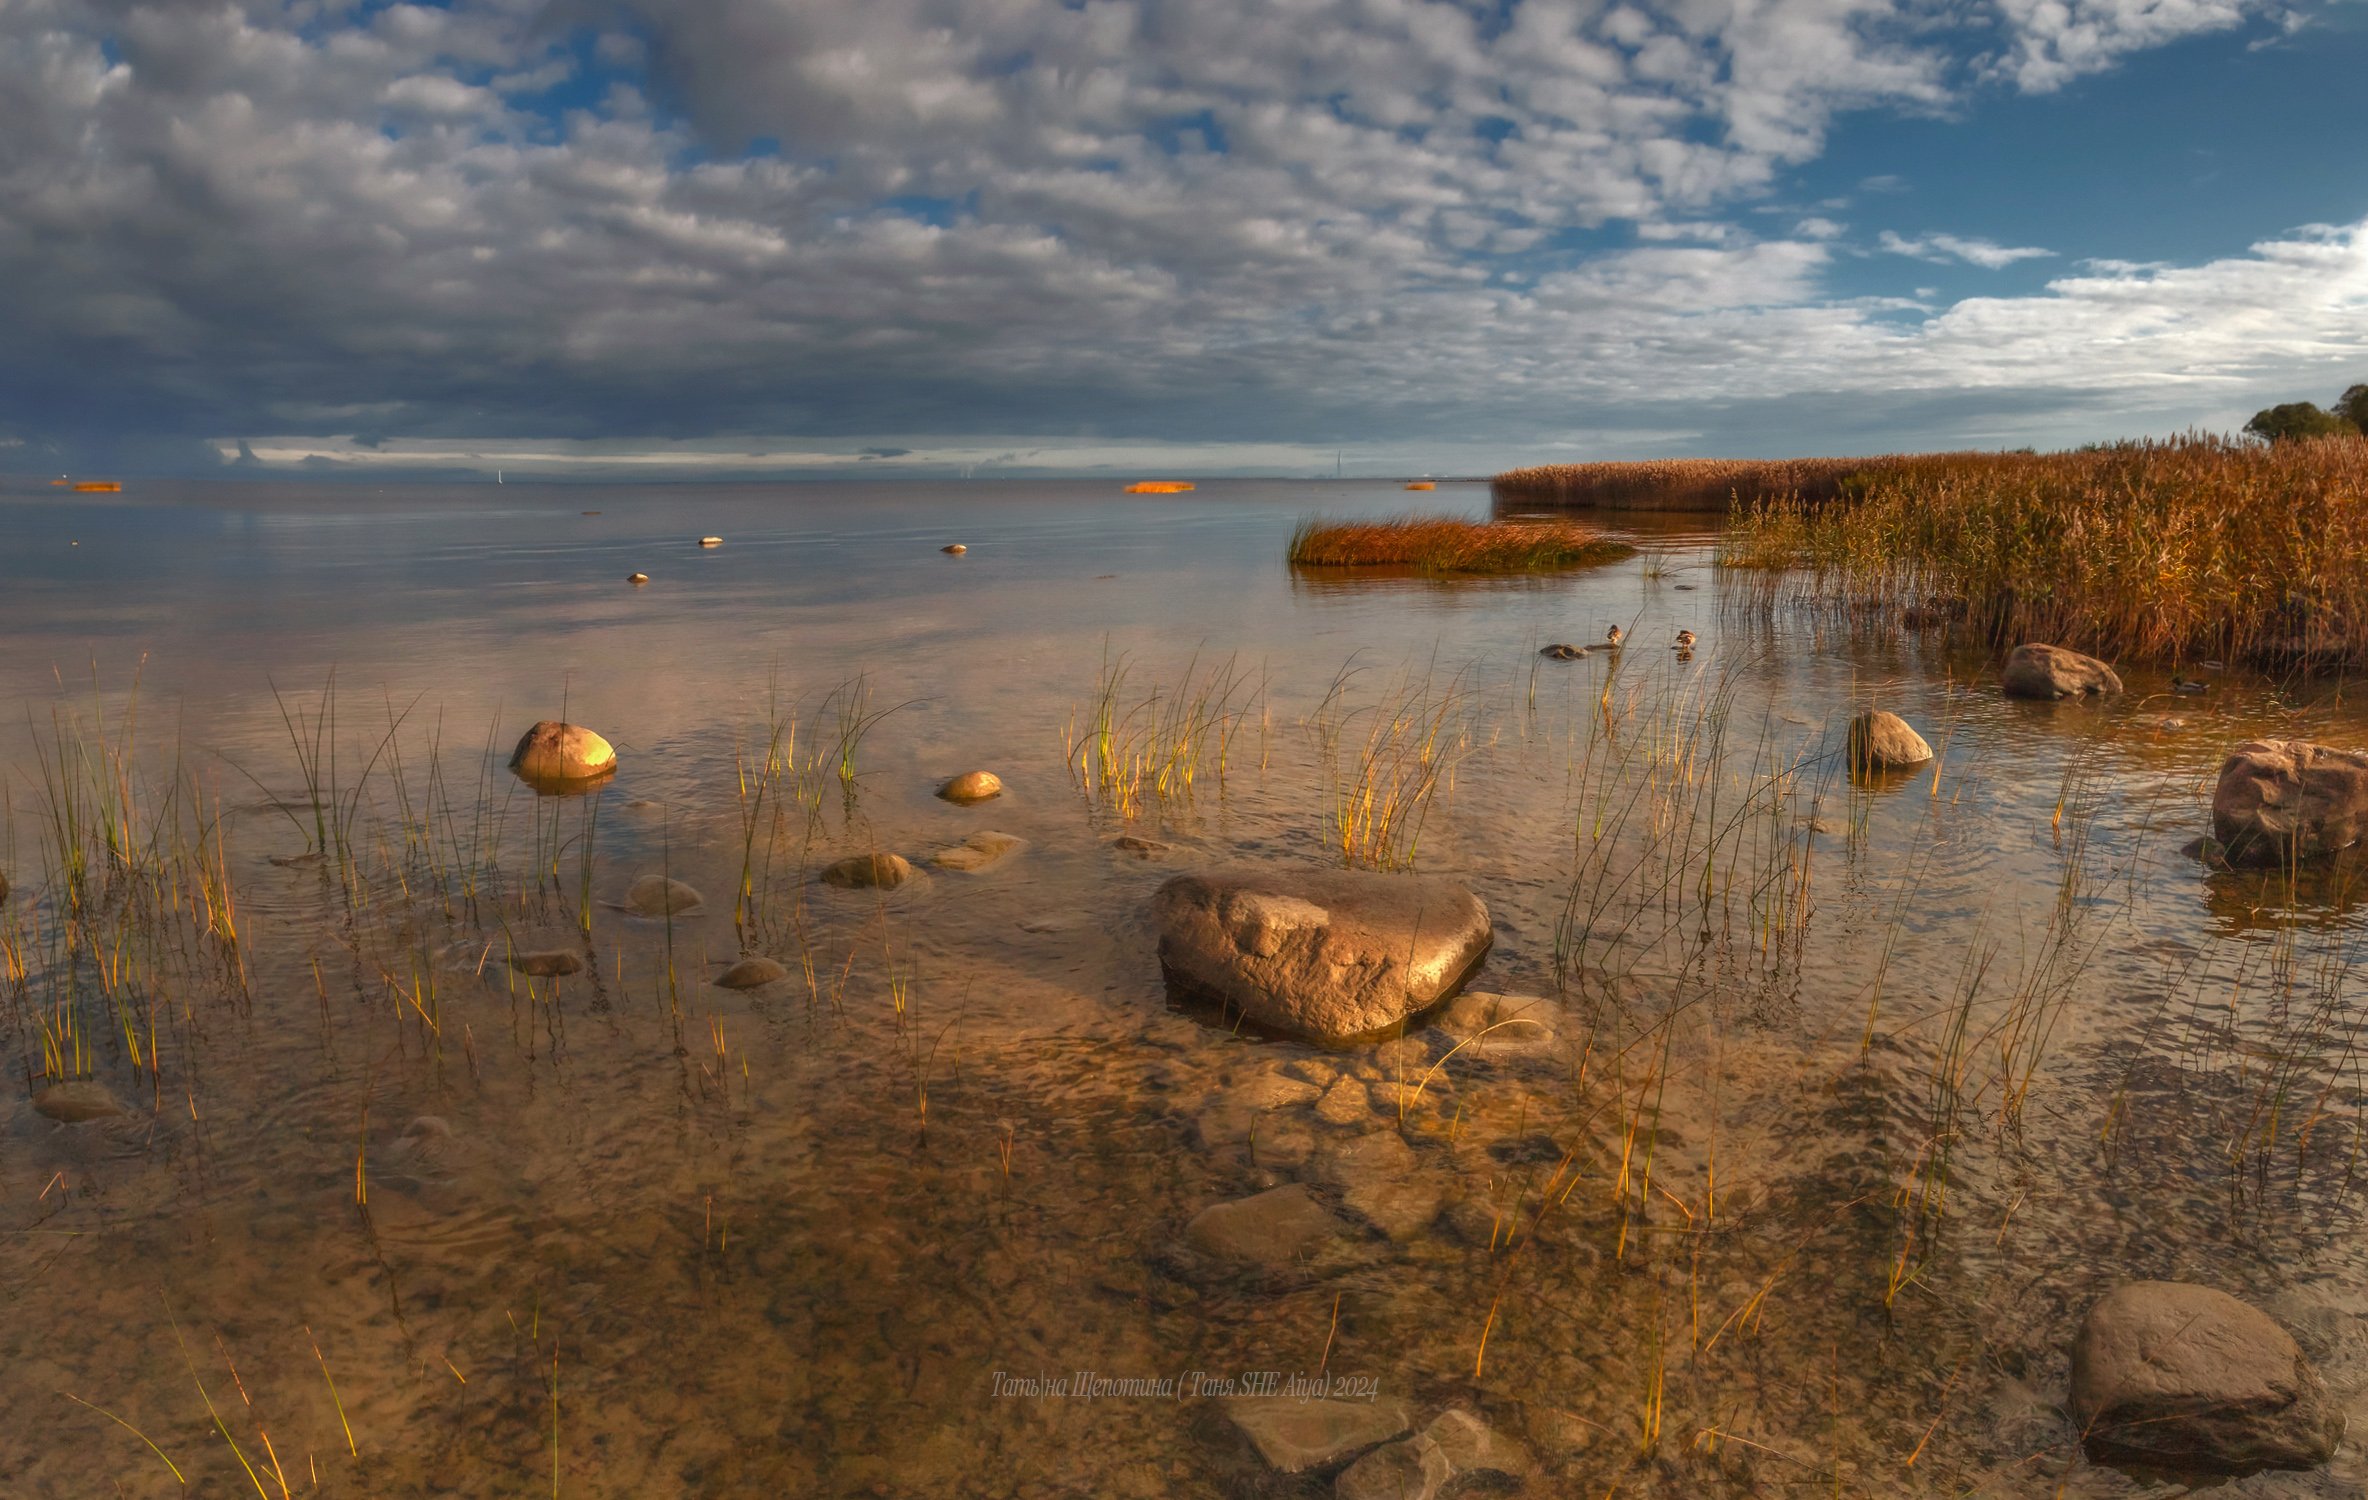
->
[[4, 475, 2367, 1497]]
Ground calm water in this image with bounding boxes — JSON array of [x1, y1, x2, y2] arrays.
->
[[5, 476, 2368, 1497]]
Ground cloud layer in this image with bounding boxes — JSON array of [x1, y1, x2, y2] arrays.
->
[[0, 0, 2359, 472]]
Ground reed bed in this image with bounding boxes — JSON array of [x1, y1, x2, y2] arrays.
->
[[1492, 456, 1907, 511], [1720, 435, 2368, 666], [1288, 515, 1635, 573]]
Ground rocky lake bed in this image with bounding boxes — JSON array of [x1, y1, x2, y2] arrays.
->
[[8, 477, 2368, 1496]]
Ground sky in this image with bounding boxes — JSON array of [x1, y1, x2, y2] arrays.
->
[[1, 0, 2365, 480]]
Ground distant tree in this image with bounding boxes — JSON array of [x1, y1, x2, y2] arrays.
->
[[2246, 402, 2355, 443], [2337, 383, 2368, 433]]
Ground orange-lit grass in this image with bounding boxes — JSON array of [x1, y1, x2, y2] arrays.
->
[[1123, 480, 1195, 493], [1720, 434, 2368, 666], [1492, 456, 1925, 511], [1289, 514, 1635, 573]]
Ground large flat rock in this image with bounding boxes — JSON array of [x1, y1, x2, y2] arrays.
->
[[1152, 867, 1491, 1043], [2070, 1281, 2342, 1471]]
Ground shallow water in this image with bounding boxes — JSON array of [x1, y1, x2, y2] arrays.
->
[[6, 475, 2368, 1496]]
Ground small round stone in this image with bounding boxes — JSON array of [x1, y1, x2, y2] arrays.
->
[[938, 770, 1003, 804]]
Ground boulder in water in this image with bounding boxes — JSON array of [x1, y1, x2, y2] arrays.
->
[[509, 721, 617, 790], [1847, 710, 1933, 773], [715, 956, 789, 990], [509, 949, 582, 977], [821, 853, 917, 890], [2070, 1281, 2341, 1471], [938, 769, 1003, 804], [1151, 867, 1491, 1043], [625, 874, 704, 917], [2212, 739, 2368, 867], [2001, 643, 2122, 699], [34, 1079, 126, 1123]]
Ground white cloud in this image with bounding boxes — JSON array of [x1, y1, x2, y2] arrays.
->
[[1878, 230, 2058, 268], [0, 0, 2337, 469]]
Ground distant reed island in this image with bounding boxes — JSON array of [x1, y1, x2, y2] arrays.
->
[[1288, 515, 1635, 575], [1492, 434, 2368, 670]]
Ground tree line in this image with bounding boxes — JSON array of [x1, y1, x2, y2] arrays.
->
[[2247, 383, 2368, 442]]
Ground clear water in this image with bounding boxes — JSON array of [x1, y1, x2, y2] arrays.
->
[[4, 476, 2366, 1496]]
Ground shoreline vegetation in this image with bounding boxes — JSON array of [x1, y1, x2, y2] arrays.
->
[[1491, 455, 1916, 511], [1496, 435, 2368, 669], [1288, 514, 1637, 574]]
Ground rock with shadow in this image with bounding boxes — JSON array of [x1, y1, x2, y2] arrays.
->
[[1151, 867, 1491, 1044], [2070, 1281, 2343, 1472], [2211, 738, 2368, 867]]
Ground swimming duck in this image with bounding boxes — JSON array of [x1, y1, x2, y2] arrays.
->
[[1604, 624, 1625, 649], [1673, 630, 1696, 651]]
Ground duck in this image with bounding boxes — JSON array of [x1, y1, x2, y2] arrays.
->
[[1673, 630, 1696, 651], [1604, 624, 1625, 649]]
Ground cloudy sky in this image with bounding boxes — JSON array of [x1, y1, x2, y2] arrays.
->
[[2, 0, 2365, 478]]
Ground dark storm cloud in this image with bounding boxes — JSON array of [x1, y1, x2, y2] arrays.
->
[[0, 0, 2360, 473]]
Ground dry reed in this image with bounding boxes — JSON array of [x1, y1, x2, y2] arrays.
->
[[1720, 435, 2368, 666], [1288, 515, 1635, 573], [1492, 456, 1912, 512]]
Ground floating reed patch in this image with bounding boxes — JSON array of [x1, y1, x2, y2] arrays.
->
[[1124, 480, 1195, 493], [1719, 435, 2368, 667], [1491, 456, 1918, 511], [1288, 515, 1636, 573]]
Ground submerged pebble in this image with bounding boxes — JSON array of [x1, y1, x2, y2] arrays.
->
[[933, 831, 1025, 872], [1222, 1392, 1412, 1474], [1183, 1183, 1344, 1269], [820, 853, 917, 890], [714, 956, 789, 990], [33, 1079, 127, 1123], [625, 874, 705, 916]]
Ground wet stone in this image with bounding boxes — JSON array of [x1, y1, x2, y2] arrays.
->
[[1314, 1077, 1375, 1125], [1519, 1404, 1600, 1463], [715, 956, 789, 990], [1422, 1407, 1532, 1480], [933, 832, 1026, 873], [1114, 834, 1173, 855], [509, 949, 582, 978], [2070, 1281, 2343, 1472], [938, 769, 1002, 804], [508, 720, 617, 788], [1847, 709, 1933, 772], [820, 853, 917, 890], [1431, 991, 1558, 1060], [1335, 1433, 1448, 1500], [1318, 1130, 1442, 1240], [1152, 867, 1492, 1044], [625, 874, 705, 917], [1182, 1184, 1344, 1269], [33, 1080, 126, 1123], [1223, 1394, 1412, 1474], [2002, 642, 2123, 699], [2212, 739, 2368, 867], [1194, 1073, 1323, 1152]]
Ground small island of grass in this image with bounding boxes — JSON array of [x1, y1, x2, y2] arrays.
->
[[1288, 514, 1637, 574]]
